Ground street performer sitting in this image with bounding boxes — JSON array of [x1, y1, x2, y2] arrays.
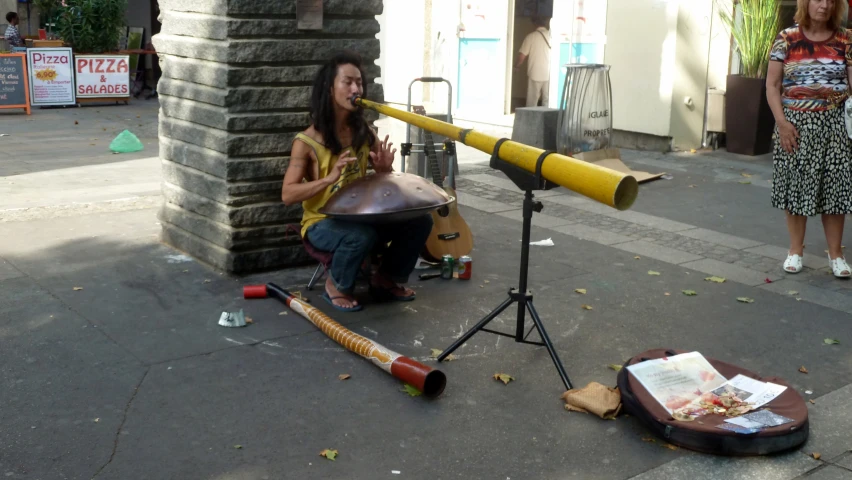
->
[[282, 51, 433, 312]]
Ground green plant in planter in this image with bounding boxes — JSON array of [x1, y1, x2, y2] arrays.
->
[[717, 0, 781, 78], [32, 0, 61, 35], [56, 0, 127, 53]]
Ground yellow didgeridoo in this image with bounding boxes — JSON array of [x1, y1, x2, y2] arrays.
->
[[243, 283, 447, 398], [351, 95, 638, 211]]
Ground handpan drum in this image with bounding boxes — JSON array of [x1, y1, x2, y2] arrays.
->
[[319, 172, 453, 224]]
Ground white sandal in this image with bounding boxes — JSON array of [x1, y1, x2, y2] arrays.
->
[[828, 254, 852, 278], [783, 253, 803, 273]]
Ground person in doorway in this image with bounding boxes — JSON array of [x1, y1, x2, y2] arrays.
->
[[4, 12, 25, 48], [281, 51, 433, 312], [766, 0, 852, 278], [515, 16, 552, 107]]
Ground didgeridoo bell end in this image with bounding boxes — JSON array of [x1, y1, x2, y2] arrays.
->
[[243, 285, 268, 299]]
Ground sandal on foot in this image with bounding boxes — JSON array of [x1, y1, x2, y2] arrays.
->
[[828, 254, 852, 278], [783, 254, 803, 273], [369, 284, 416, 302], [321, 292, 363, 312]]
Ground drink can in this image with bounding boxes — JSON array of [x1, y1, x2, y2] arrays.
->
[[441, 255, 454, 279], [458, 255, 472, 280]]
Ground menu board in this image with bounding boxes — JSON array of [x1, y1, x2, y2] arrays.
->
[[0, 54, 30, 114], [75, 55, 131, 98], [27, 48, 77, 106]]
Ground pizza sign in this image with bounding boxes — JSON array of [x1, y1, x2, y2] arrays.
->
[[75, 55, 131, 97]]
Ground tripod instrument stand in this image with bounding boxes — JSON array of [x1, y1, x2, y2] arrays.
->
[[437, 140, 573, 391]]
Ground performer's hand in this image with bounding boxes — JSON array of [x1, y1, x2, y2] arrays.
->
[[326, 149, 357, 185], [778, 120, 799, 153], [370, 135, 396, 172]]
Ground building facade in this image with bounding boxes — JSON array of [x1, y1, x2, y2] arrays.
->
[[376, 0, 831, 152]]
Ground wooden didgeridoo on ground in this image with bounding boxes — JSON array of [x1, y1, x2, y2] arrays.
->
[[243, 283, 447, 398], [351, 95, 639, 211]]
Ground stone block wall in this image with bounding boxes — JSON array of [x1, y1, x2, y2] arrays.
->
[[153, 0, 384, 273]]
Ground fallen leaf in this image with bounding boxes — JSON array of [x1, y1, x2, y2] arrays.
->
[[811, 452, 821, 460], [741, 173, 753, 178], [704, 276, 726, 283], [736, 297, 755, 303], [182, 269, 189, 273], [641, 437, 656, 443], [338, 374, 350, 380], [809, 399, 816, 404], [648, 271, 661, 276], [136, 115, 140, 118], [823, 338, 840, 345], [788, 291, 799, 295], [688, 184, 697, 188], [634, 256, 641, 259], [94, 418, 100, 422], [574, 288, 587, 294], [799, 366, 809, 374], [739, 180, 751, 185], [484, 280, 490, 284], [664, 292, 671, 296], [73, 287, 84, 291], [581, 304, 593, 310], [607, 364, 623, 372], [74, 120, 79, 125], [203, 279, 211, 284], [796, 298, 802, 301], [429, 348, 458, 361], [682, 290, 697, 296], [689, 149, 697, 154], [320, 449, 338, 461], [234, 445, 242, 449], [480, 285, 484, 288], [90, 143, 95, 146], [402, 384, 422, 396], [493, 373, 514, 385], [662, 444, 679, 451]]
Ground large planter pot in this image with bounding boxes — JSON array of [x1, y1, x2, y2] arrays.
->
[[724, 74, 775, 156]]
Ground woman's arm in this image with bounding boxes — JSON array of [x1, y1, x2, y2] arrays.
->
[[766, 61, 798, 153], [281, 139, 356, 205]]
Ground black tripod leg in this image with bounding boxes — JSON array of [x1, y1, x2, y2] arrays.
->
[[526, 301, 573, 390], [438, 296, 514, 361]]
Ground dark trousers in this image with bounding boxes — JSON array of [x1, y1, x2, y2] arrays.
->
[[306, 215, 433, 294]]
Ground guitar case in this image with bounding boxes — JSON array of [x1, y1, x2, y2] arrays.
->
[[616, 348, 809, 456]]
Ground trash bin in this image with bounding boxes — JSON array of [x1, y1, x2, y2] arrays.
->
[[557, 64, 613, 155]]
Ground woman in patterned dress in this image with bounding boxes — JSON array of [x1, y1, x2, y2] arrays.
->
[[767, 0, 852, 278]]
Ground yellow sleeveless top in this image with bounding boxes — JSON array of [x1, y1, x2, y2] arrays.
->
[[295, 133, 371, 237]]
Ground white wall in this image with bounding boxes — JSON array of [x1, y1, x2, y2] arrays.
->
[[604, 0, 678, 138], [375, 0, 426, 106]]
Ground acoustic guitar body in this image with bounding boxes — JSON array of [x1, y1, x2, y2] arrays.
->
[[411, 105, 474, 261], [423, 186, 474, 261]]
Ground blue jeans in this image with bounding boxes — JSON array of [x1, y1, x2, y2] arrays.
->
[[306, 215, 434, 294]]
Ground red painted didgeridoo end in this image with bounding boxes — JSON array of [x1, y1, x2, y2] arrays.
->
[[243, 285, 268, 299]]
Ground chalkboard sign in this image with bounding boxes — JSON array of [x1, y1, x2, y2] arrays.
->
[[0, 54, 31, 114]]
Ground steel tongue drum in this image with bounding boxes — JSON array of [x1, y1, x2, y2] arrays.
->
[[319, 172, 453, 224], [349, 95, 639, 211]]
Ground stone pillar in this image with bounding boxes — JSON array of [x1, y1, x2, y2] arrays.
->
[[153, 0, 384, 273]]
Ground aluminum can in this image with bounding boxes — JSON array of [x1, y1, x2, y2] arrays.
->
[[457, 256, 472, 280], [441, 255, 454, 279]]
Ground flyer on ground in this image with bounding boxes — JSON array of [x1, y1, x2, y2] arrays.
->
[[625, 352, 727, 414], [75, 55, 131, 98], [26, 48, 76, 106]]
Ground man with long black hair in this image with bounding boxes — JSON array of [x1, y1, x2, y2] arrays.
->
[[282, 51, 433, 312]]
